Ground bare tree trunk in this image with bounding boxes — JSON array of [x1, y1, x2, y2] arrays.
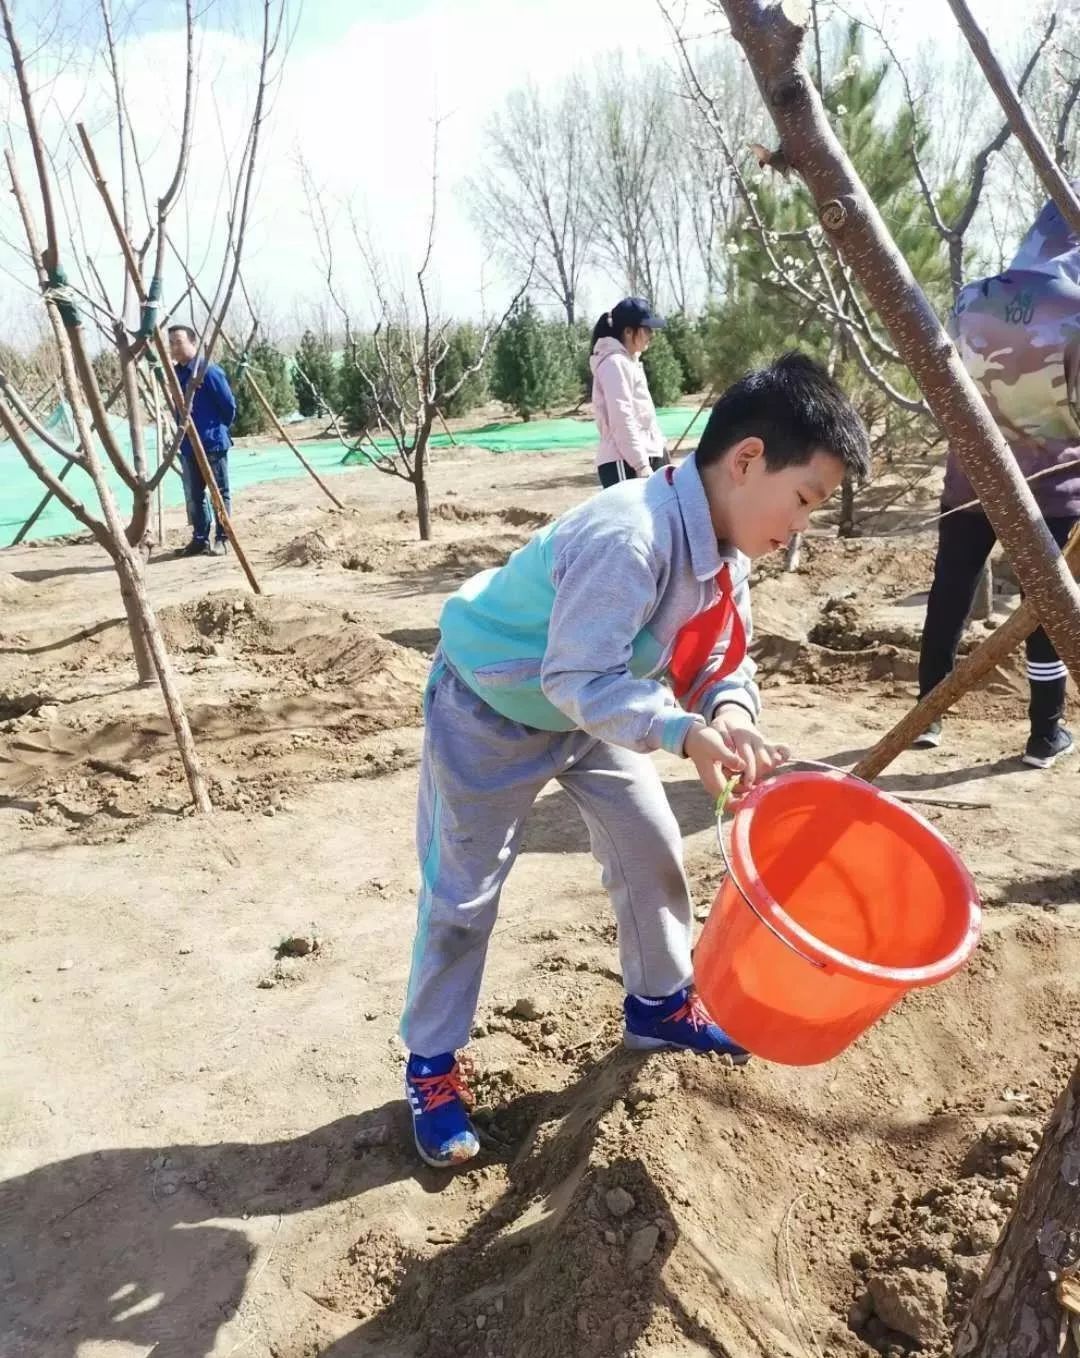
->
[[119, 546, 211, 811], [118, 554, 155, 685], [969, 560, 994, 621], [718, 0, 1080, 687], [415, 470, 431, 542], [954, 1061, 1080, 1357]]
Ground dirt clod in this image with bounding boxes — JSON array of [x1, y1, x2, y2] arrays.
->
[[868, 1268, 949, 1346]]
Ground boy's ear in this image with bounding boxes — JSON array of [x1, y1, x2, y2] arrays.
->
[[729, 436, 765, 482]]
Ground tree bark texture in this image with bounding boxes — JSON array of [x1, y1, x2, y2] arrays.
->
[[969, 560, 994, 622], [118, 555, 155, 685], [954, 1062, 1080, 1357], [415, 471, 432, 543], [718, 0, 1080, 688]]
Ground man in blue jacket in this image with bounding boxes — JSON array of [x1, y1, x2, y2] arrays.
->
[[168, 325, 238, 557]]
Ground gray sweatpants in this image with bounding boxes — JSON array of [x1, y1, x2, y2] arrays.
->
[[400, 658, 694, 1057]]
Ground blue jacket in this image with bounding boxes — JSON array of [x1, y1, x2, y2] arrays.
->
[[438, 454, 759, 756], [175, 360, 237, 458]]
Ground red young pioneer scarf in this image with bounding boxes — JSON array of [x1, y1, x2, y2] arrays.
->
[[664, 468, 747, 712]]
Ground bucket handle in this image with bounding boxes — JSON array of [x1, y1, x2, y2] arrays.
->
[[712, 765, 842, 971]]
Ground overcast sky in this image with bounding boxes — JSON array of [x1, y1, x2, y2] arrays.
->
[[0, 0, 1034, 345]]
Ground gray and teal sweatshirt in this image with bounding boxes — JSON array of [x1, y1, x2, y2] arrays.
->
[[437, 453, 760, 757]]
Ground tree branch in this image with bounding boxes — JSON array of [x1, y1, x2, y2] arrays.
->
[[946, 0, 1080, 234]]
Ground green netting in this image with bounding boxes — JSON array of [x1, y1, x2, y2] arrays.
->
[[2, 403, 709, 546], [340, 406, 708, 460]]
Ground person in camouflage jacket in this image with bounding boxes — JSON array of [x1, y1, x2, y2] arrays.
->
[[916, 183, 1080, 768]]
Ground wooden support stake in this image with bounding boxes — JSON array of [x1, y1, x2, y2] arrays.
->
[[76, 123, 262, 594], [672, 388, 714, 457], [12, 458, 74, 546], [179, 271, 346, 511], [854, 523, 1080, 781], [436, 407, 459, 447]]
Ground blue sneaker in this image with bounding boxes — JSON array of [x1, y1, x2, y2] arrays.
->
[[405, 1052, 480, 1168], [623, 987, 750, 1063]]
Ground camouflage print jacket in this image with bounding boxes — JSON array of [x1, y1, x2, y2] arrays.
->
[[944, 183, 1080, 519]]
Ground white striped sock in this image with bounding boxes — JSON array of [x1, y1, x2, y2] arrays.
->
[[1027, 662, 1067, 681]]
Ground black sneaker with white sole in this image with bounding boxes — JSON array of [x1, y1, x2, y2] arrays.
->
[[912, 719, 942, 749], [1022, 726, 1075, 769], [179, 539, 214, 558]]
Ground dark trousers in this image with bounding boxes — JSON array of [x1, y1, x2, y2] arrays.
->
[[918, 511, 1074, 737], [597, 456, 664, 489], [180, 448, 231, 544]]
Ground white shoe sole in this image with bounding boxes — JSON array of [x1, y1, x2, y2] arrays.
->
[[623, 1030, 751, 1063], [912, 731, 941, 749], [412, 1126, 480, 1169], [1021, 742, 1076, 769]]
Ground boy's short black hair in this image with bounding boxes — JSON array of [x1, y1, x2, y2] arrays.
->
[[167, 324, 198, 343], [696, 352, 871, 482]]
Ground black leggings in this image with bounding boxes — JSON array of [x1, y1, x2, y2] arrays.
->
[[918, 511, 1074, 736], [597, 456, 664, 489]]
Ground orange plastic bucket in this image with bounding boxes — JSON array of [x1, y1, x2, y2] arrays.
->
[[694, 767, 981, 1065]]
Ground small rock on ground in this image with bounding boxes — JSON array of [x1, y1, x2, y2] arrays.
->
[[627, 1224, 660, 1269], [605, 1187, 635, 1218]]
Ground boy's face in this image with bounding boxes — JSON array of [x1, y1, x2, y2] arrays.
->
[[710, 438, 845, 558]]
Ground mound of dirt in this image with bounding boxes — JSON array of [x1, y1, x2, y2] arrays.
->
[[2, 592, 429, 825], [290, 911, 1080, 1358], [431, 504, 552, 530], [0, 572, 25, 599], [277, 528, 339, 567]]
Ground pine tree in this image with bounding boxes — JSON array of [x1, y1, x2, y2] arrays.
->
[[337, 336, 384, 435], [292, 330, 338, 417], [663, 312, 709, 393], [711, 24, 958, 404], [641, 331, 685, 407], [223, 340, 293, 436], [438, 324, 489, 419], [491, 298, 572, 420]]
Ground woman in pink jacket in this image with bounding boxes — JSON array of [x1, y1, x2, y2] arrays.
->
[[589, 297, 669, 488]]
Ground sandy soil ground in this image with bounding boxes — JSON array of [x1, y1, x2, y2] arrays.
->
[[2, 438, 1078, 1358]]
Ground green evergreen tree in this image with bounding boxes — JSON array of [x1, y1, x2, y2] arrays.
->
[[292, 330, 338, 417], [337, 336, 384, 435], [491, 298, 572, 420], [562, 319, 591, 406], [663, 312, 709, 393], [223, 340, 293, 436], [438, 324, 490, 419], [710, 24, 959, 408], [641, 330, 684, 407]]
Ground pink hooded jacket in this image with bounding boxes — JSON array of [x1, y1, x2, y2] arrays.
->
[[589, 337, 666, 474]]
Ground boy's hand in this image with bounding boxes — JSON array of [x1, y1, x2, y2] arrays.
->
[[684, 706, 790, 798], [713, 705, 790, 792]]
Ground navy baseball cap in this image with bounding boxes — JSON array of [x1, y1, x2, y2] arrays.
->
[[612, 297, 666, 330]]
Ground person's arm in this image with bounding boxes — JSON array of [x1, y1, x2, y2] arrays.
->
[[679, 572, 788, 790], [593, 353, 651, 475], [540, 531, 703, 755], [205, 365, 237, 429]]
